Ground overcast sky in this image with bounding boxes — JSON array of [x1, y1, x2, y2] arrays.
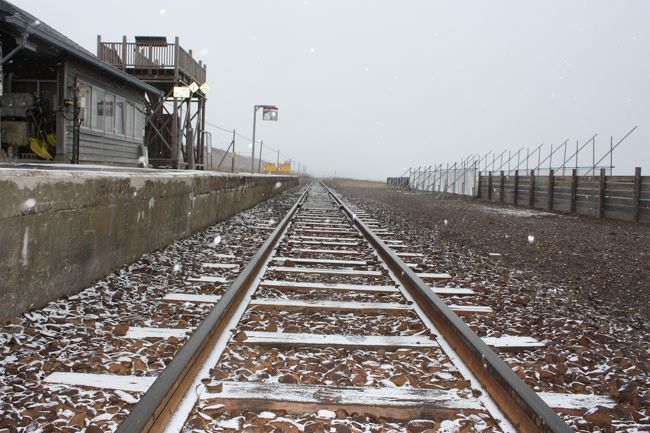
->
[[14, 0, 649, 179]]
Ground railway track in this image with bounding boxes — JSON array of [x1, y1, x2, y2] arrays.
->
[[79, 181, 587, 433], [24, 181, 623, 432]]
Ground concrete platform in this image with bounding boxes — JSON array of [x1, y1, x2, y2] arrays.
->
[[0, 165, 298, 322]]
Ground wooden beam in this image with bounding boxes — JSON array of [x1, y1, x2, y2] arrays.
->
[[272, 257, 367, 266], [163, 293, 221, 303], [125, 327, 190, 339], [268, 266, 382, 277], [293, 228, 357, 235], [290, 235, 359, 242], [44, 372, 155, 393], [249, 299, 411, 314], [288, 240, 360, 247], [201, 381, 484, 419], [633, 167, 642, 222], [236, 331, 540, 352], [417, 272, 452, 280], [598, 168, 606, 218], [570, 168, 577, 213], [548, 169, 554, 211], [237, 331, 439, 349], [513, 170, 519, 205], [259, 280, 399, 293], [529, 169, 535, 208], [187, 276, 228, 283], [447, 305, 493, 316], [292, 248, 363, 256], [488, 171, 493, 200], [432, 287, 475, 296], [249, 298, 491, 316], [500, 171, 505, 203], [537, 392, 615, 415], [482, 336, 545, 352], [203, 263, 239, 270]]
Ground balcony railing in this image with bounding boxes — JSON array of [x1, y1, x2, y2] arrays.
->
[[98, 37, 207, 85]]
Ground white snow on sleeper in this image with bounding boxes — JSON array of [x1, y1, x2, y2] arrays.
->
[[43, 372, 155, 393], [239, 331, 439, 348], [187, 276, 228, 283], [202, 263, 239, 270], [163, 293, 221, 303], [125, 327, 191, 339]]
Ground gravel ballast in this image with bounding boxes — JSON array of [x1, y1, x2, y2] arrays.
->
[[329, 179, 650, 432]]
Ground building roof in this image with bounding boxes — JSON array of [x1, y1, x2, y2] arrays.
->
[[0, 0, 163, 97]]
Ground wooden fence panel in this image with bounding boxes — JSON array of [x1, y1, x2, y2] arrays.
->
[[473, 172, 646, 223]]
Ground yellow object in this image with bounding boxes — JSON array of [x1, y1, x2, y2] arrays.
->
[[29, 137, 54, 160], [262, 162, 276, 173], [46, 133, 57, 147]]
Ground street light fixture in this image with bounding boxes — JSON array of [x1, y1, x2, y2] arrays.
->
[[251, 104, 278, 173]]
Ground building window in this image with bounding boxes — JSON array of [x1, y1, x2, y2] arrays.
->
[[134, 104, 144, 137], [115, 96, 125, 135], [104, 93, 115, 134], [92, 86, 105, 131], [126, 102, 134, 137], [79, 83, 92, 128], [82, 82, 142, 138]]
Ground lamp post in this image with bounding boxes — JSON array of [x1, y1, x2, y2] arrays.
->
[[251, 105, 278, 173]]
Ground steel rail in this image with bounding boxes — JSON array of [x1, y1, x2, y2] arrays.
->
[[115, 189, 308, 433], [321, 182, 572, 433]]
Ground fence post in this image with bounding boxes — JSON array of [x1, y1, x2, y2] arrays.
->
[[547, 169, 554, 211], [499, 171, 505, 203], [598, 168, 606, 218], [432, 165, 438, 193], [570, 168, 577, 213], [477, 171, 482, 199], [487, 171, 493, 200], [528, 169, 535, 208], [121, 35, 128, 70], [513, 170, 519, 206], [633, 167, 641, 222]]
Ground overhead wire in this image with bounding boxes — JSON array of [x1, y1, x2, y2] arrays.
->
[[203, 120, 297, 167]]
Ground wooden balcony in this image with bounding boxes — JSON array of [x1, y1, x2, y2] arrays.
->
[[98, 36, 206, 87]]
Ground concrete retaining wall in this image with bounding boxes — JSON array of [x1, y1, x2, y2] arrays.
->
[[0, 167, 298, 322]]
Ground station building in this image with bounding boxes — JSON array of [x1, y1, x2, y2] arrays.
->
[[0, 1, 207, 168]]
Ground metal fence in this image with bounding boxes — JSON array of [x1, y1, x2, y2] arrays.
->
[[391, 126, 639, 199], [405, 164, 478, 197]]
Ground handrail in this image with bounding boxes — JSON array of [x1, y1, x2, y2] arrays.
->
[[99, 41, 207, 83]]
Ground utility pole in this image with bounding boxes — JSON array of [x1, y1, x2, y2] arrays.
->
[[258, 139, 263, 173], [231, 129, 236, 173], [251, 106, 258, 173], [276, 149, 280, 174]]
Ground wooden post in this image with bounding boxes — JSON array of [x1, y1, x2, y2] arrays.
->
[[477, 171, 482, 199], [174, 36, 180, 82], [172, 97, 178, 168], [547, 169, 554, 211], [121, 35, 127, 70], [598, 168, 606, 218], [487, 171, 493, 200], [499, 171, 505, 202], [570, 169, 577, 213], [513, 170, 519, 205], [633, 167, 642, 222], [528, 169, 535, 208]]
